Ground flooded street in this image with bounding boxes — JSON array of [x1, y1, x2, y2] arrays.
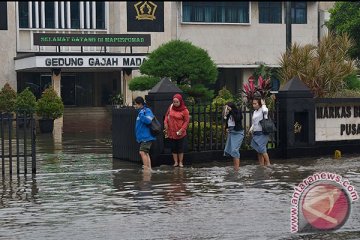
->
[[0, 132, 359, 240]]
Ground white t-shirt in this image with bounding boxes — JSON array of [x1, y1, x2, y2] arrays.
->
[[227, 115, 235, 127], [251, 105, 269, 132]]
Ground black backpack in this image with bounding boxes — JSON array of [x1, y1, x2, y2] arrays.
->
[[149, 116, 162, 136], [144, 107, 162, 136]]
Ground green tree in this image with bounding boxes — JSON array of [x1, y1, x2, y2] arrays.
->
[[327, 2, 360, 60], [131, 40, 218, 102]]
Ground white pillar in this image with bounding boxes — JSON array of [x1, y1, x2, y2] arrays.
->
[[92, 1, 96, 29], [86, 1, 90, 29], [34, 1, 39, 28], [55, 2, 59, 28], [60, 1, 65, 28], [28, 1, 33, 28], [66, 1, 71, 28], [80, 1, 84, 29], [40, 1, 45, 28]]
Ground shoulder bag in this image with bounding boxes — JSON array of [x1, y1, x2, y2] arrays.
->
[[259, 112, 276, 135]]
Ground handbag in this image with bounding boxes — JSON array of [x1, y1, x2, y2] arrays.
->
[[259, 113, 276, 135]]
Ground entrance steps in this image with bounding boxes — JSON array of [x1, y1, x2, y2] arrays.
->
[[63, 107, 112, 134]]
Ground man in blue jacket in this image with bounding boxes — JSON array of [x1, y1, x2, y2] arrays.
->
[[134, 96, 156, 171]]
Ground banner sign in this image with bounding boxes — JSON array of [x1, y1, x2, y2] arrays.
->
[[15, 55, 148, 70], [316, 104, 360, 141], [127, 1, 164, 32], [33, 33, 151, 46]]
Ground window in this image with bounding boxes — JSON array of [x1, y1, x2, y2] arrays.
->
[[291, 2, 307, 24], [19, 2, 29, 28], [18, 1, 106, 29], [0, 2, 7, 30], [182, 2, 250, 24], [259, 2, 282, 24]]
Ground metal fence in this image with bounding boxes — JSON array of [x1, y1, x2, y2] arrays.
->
[[184, 103, 279, 152], [0, 113, 36, 175]]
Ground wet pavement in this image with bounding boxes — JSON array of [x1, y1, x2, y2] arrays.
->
[[0, 132, 359, 240]]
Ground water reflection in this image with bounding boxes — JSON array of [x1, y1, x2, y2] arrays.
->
[[0, 133, 359, 240]]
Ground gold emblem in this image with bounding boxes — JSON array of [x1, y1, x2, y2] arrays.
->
[[294, 121, 302, 134], [134, 1, 157, 20]]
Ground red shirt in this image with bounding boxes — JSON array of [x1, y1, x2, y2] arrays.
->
[[164, 105, 190, 139]]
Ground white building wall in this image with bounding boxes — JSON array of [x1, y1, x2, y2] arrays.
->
[[176, 2, 319, 67], [0, 2, 17, 89]]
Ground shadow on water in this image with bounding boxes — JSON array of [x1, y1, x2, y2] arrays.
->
[[0, 131, 359, 239]]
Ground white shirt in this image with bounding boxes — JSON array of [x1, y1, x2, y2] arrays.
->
[[227, 115, 235, 127], [250, 105, 269, 132]]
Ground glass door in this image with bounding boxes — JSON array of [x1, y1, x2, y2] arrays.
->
[[61, 75, 76, 106]]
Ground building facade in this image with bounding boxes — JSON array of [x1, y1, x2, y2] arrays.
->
[[0, 1, 333, 107]]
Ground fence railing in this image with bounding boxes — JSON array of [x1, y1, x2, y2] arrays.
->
[[0, 112, 36, 175], [170, 103, 279, 152]]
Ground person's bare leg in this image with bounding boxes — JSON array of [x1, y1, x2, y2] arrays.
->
[[140, 151, 150, 171], [233, 158, 240, 171], [178, 153, 184, 167], [258, 153, 265, 166], [263, 153, 270, 166], [146, 153, 152, 170], [172, 153, 179, 166]]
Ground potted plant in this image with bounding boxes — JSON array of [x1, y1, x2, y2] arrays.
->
[[0, 83, 17, 120], [111, 93, 124, 109], [36, 87, 64, 133], [15, 87, 37, 128]]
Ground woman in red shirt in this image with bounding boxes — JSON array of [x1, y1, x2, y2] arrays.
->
[[164, 94, 190, 167]]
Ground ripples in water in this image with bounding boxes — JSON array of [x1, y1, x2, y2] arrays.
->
[[0, 133, 359, 240]]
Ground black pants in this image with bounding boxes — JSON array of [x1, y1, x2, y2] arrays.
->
[[169, 137, 185, 154]]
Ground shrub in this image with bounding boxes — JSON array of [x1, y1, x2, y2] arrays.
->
[[278, 33, 356, 97], [128, 76, 160, 91], [327, 89, 360, 98], [187, 121, 224, 148], [15, 87, 37, 114], [110, 93, 124, 105], [207, 87, 234, 112], [344, 73, 360, 90], [0, 83, 17, 113], [242, 76, 272, 109], [36, 87, 64, 119]]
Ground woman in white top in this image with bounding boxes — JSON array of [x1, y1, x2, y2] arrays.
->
[[249, 98, 271, 166]]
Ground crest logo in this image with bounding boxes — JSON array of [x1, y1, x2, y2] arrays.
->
[[134, 1, 157, 21]]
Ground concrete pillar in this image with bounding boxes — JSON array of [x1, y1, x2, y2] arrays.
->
[[277, 77, 315, 158], [51, 68, 61, 96], [51, 68, 63, 142], [123, 68, 133, 105]]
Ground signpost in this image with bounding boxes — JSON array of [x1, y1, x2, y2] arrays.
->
[[33, 33, 151, 47]]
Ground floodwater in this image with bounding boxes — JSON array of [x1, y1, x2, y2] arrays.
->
[[0, 132, 359, 240]]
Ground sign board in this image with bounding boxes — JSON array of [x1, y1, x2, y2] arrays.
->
[[315, 104, 360, 141], [15, 55, 147, 70], [33, 33, 151, 46], [127, 1, 164, 32]]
